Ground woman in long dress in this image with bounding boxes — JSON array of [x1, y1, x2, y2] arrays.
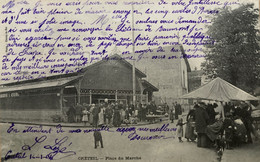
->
[[121, 108, 126, 123], [185, 107, 196, 142], [98, 106, 105, 126], [89, 104, 94, 125], [113, 107, 121, 127]]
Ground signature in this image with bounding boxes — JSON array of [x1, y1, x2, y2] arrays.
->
[[44, 136, 76, 160], [22, 135, 47, 150], [4, 135, 76, 161]]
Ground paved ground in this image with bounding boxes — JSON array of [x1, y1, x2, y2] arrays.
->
[[0, 120, 220, 162]]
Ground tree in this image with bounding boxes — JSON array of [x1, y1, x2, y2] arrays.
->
[[202, 4, 260, 92]]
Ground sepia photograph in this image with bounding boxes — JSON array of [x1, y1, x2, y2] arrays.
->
[[0, 0, 260, 161]]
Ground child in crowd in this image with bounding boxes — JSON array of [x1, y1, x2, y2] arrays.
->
[[82, 108, 89, 126], [176, 115, 186, 142]]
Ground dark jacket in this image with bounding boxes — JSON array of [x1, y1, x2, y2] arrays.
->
[[75, 105, 83, 115], [92, 106, 100, 117], [175, 104, 182, 115], [105, 107, 113, 119], [94, 131, 102, 141], [206, 104, 217, 125], [195, 106, 209, 133]]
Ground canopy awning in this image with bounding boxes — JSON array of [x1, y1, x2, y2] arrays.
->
[[181, 77, 259, 102], [0, 76, 82, 93]]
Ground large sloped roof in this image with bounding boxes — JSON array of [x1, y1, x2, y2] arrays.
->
[[80, 54, 146, 78], [1, 54, 146, 87], [181, 77, 259, 101], [0, 76, 82, 93]]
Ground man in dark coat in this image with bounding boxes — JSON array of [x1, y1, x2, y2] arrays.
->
[[113, 104, 121, 127], [67, 104, 76, 123], [75, 103, 84, 122], [176, 103, 182, 115], [195, 102, 210, 148], [174, 102, 182, 119], [92, 104, 100, 128]]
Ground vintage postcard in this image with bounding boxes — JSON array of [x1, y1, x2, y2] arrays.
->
[[0, 0, 259, 162]]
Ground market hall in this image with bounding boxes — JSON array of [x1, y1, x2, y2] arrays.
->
[[0, 54, 158, 122]]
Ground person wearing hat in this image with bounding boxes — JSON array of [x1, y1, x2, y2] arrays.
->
[[195, 102, 210, 148]]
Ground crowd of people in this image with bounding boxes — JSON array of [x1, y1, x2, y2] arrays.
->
[[168, 102, 183, 123], [178, 101, 259, 152], [66, 99, 259, 151], [66, 99, 158, 127]]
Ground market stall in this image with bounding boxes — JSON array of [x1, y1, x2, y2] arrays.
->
[[181, 77, 259, 117], [180, 77, 259, 149]]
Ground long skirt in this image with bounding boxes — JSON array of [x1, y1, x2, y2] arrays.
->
[[185, 119, 196, 140], [177, 125, 183, 137], [197, 133, 209, 148], [98, 112, 104, 126], [121, 109, 126, 120], [82, 115, 88, 122], [113, 112, 121, 127], [89, 114, 93, 124]]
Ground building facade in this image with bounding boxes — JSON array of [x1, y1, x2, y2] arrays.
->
[[135, 45, 191, 105], [0, 54, 158, 122]]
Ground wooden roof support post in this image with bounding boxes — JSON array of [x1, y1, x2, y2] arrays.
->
[[74, 79, 82, 104], [60, 87, 64, 114], [132, 3, 136, 107], [115, 90, 118, 101], [89, 90, 92, 104]]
